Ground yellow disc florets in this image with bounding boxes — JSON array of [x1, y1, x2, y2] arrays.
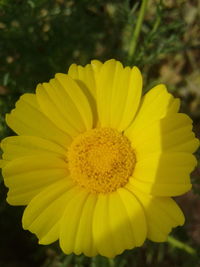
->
[[67, 127, 136, 193]]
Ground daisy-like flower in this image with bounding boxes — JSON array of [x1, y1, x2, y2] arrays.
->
[[0, 59, 199, 258]]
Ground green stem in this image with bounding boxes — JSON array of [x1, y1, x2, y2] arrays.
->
[[167, 236, 196, 255], [128, 0, 149, 63], [150, 15, 161, 35], [108, 258, 115, 267], [150, 0, 162, 35]]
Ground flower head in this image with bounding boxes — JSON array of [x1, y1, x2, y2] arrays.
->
[[1, 59, 199, 258]]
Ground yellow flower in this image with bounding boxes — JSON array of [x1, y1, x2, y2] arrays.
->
[[1, 59, 199, 258]]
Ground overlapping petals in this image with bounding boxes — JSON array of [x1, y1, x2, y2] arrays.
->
[[1, 59, 199, 258]]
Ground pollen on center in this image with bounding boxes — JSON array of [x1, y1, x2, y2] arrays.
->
[[67, 127, 136, 193]]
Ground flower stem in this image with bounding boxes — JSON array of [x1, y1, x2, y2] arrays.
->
[[167, 236, 196, 255], [128, 0, 149, 63], [108, 258, 115, 267]]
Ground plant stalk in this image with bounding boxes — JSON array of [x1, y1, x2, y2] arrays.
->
[[167, 236, 196, 255], [128, 0, 149, 63]]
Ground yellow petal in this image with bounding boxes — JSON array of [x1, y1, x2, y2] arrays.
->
[[1, 136, 66, 161], [129, 179, 192, 196], [117, 188, 147, 246], [3, 155, 68, 205], [0, 159, 7, 168], [107, 192, 134, 255], [130, 152, 196, 196], [96, 59, 142, 131], [126, 84, 179, 138], [36, 74, 93, 137], [68, 63, 96, 99], [6, 93, 72, 148], [130, 187, 185, 242], [128, 113, 199, 159], [92, 194, 115, 258], [22, 178, 74, 244], [73, 193, 98, 257], [68, 61, 102, 126], [91, 59, 103, 74], [93, 190, 146, 258], [59, 189, 89, 255]]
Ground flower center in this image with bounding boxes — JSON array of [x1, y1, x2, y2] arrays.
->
[[67, 127, 136, 193]]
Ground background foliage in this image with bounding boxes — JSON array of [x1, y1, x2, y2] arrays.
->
[[0, 0, 200, 266]]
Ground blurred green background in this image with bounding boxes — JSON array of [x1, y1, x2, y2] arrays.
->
[[0, 0, 200, 266]]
